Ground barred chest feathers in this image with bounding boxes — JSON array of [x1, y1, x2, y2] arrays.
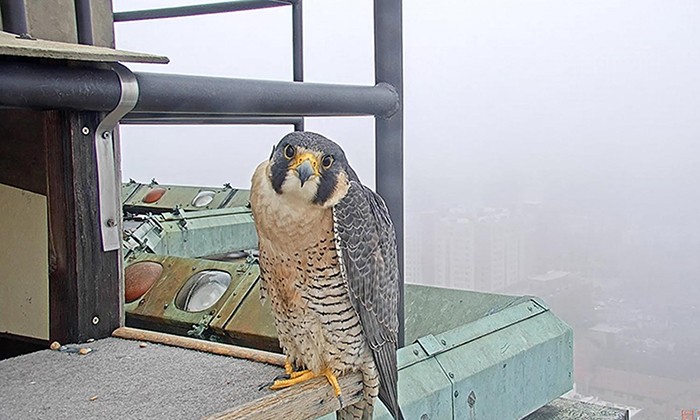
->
[[250, 160, 373, 377]]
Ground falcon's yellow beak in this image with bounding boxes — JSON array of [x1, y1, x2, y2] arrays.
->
[[289, 152, 319, 187]]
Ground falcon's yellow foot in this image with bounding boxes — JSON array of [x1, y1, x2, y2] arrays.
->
[[269, 368, 344, 400], [284, 360, 294, 376], [283, 359, 312, 379], [270, 370, 317, 389], [322, 368, 342, 398]]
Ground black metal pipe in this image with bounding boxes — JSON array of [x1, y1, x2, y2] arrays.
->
[[75, 0, 94, 45], [134, 72, 397, 117], [122, 115, 303, 126], [0, 60, 399, 118], [1, 0, 29, 36], [291, 0, 304, 131], [0, 60, 122, 111], [113, 0, 291, 22], [291, 0, 303, 82], [374, 0, 404, 347]]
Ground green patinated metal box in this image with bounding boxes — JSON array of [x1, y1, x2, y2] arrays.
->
[[322, 285, 574, 420]]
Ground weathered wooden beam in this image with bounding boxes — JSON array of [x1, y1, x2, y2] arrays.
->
[[47, 111, 120, 342], [205, 371, 364, 420], [113, 327, 286, 367]]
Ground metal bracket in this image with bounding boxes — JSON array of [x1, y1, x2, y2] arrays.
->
[[95, 63, 139, 251]]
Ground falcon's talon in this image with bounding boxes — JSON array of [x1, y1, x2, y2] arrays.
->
[[258, 381, 274, 391]]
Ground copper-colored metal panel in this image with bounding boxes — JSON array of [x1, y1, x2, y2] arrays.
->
[[124, 261, 163, 303]]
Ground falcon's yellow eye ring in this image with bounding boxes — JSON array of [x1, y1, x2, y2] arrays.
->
[[322, 155, 334, 169], [284, 144, 295, 160]]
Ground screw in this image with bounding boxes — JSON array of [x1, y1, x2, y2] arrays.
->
[[448, 372, 455, 379], [454, 390, 460, 398], [106, 219, 116, 227], [139, 299, 145, 305], [92, 316, 99, 325], [81, 126, 90, 135], [163, 303, 169, 309], [102, 131, 111, 139], [413, 348, 419, 356], [441, 339, 447, 345]]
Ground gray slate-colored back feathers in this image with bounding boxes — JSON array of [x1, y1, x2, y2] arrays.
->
[[333, 181, 403, 420]]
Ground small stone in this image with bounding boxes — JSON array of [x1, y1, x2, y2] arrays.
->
[[89, 395, 98, 401], [50, 341, 61, 351], [78, 348, 92, 355], [139, 342, 148, 348]]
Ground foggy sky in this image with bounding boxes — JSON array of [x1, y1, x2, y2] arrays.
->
[[115, 0, 700, 217]]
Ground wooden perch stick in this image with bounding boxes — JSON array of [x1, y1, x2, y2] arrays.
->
[[112, 326, 286, 367], [204, 371, 364, 420]]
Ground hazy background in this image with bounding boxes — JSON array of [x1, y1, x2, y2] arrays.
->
[[114, 1, 700, 418]]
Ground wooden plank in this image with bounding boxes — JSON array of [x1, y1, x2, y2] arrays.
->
[[113, 327, 286, 367], [0, 30, 168, 63], [47, 111, 120, 342], [205, 371, 364, 420]]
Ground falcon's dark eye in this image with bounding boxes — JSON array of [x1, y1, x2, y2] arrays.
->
[[283, 144, 295, 160], [322, 155, 334, 169]]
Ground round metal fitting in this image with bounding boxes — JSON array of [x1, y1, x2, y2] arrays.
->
[[91, 316, 100, 325], [81, 126, 90, 135]]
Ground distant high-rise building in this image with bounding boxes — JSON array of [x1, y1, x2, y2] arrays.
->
[[406, 206, 534, 292], [434, 212, 476, 290]]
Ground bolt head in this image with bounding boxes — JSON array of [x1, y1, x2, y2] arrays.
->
[[91, 316, 100, 325], [81, 126, 90, 135], [454, 390, 459, 398], [102, 131, 111, 139], [413, 348, 419, 356]]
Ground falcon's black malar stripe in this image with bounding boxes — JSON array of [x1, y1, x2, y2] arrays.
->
[[314, 169, 339, 205], [269, 144, 289, 194]]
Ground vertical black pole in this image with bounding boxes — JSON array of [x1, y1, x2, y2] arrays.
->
[[74, 0, 94, 45], [1, 0, 29, 36], [292, 0, 304, 131], [374, 0, 404, 346]]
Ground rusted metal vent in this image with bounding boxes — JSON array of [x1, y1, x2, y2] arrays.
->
[[124, 261, 163, 303]]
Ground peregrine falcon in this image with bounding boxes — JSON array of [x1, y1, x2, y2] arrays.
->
[[250, 131, 402, 420]]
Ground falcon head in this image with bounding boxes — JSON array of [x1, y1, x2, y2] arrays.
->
[[267, 132, 358, 207]]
